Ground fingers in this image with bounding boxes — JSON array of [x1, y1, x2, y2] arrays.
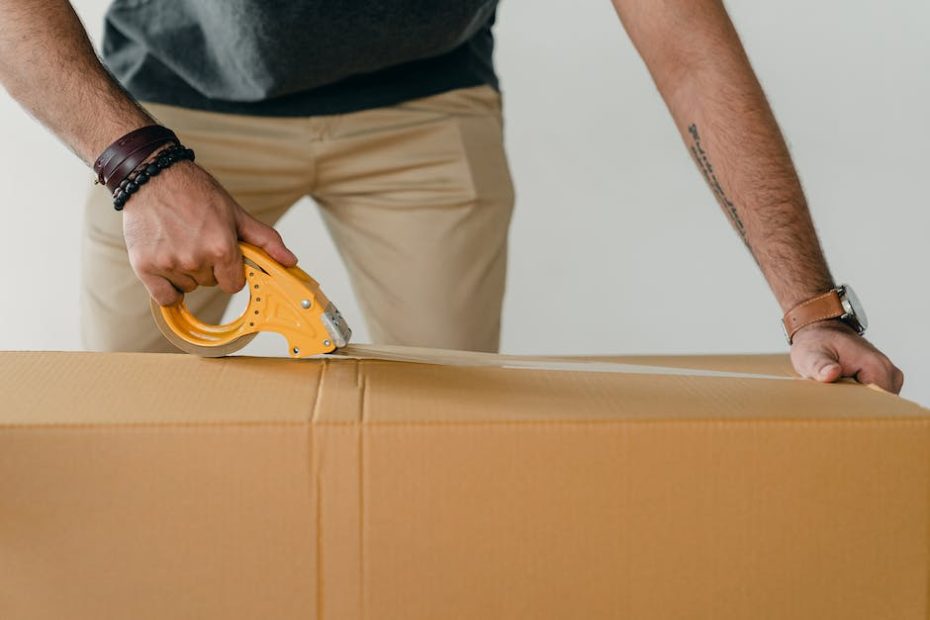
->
[[894, 367, 906, 393], [142, 274, 182, 307], [120, 164, 261, 304], [855, 358, 905, 394], [172, 238, 242, 294], [131, 240, 241, 305], [190, 265, 219, 288], [791, 323, 905, 395], [167, 273, 198, 294], [211, 242, 246, 295], [237, 212, 298, 267], [141, 271, 199, 306]]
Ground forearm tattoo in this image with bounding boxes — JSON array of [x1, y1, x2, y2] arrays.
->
[[687, 123, 750, 249]]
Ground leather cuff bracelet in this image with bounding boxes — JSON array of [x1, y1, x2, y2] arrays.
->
[[93, 125, 178, 192]]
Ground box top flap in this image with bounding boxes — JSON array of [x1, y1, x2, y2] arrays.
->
[[0, 351, 924, 426], [0, 352, 320, 425]]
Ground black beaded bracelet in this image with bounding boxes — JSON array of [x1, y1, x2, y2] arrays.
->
[[112, 144, 196, 211]]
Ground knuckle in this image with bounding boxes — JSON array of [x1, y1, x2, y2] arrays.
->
[[177, 255, 200, 273], [151, 255, 175, 273], [208, 242, 236, 263]]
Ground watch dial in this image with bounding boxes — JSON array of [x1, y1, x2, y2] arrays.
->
[[843, 285, 868, 332]]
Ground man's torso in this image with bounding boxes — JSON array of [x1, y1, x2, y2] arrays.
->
[[102, 0, 500, 116]]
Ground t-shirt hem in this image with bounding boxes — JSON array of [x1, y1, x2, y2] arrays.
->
[[129, 76, 498, 118]]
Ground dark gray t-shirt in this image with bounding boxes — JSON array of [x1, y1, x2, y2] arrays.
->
[[101, 1, 499, 116]]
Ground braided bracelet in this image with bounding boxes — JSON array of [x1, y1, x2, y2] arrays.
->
[[112, 144, 196, 211]]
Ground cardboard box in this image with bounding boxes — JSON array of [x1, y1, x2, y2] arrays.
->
[[1, 350, 928, 619]]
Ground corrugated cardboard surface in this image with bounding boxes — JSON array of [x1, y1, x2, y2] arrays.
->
[[1, 351, 928, 619]]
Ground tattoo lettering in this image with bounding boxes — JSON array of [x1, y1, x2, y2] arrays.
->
[[687, 123, 749, 245]]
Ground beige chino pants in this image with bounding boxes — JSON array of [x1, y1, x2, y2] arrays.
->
[[81, 85, 515, 353]]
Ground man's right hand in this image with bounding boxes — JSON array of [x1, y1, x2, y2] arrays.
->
[[122, 160, 298, 306], [0, 1, 296, 305]]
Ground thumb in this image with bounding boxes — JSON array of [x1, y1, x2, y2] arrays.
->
[[237, 212, 298, 267]]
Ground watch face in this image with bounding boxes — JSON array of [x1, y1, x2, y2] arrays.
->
[[840, 285, 868, 333]]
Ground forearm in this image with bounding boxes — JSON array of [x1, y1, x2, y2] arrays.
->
[[0, 0, 153, 165], [613, 0, 834, 311]]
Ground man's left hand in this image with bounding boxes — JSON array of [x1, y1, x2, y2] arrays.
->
[[790, 321, 904, 393]]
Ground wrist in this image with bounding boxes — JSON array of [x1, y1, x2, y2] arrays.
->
[[93, 125, 179, 190], [789, 317, 855, 343], [85, 116, 156, 164]]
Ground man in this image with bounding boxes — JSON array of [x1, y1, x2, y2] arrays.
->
[[0, 0, 903, 392]]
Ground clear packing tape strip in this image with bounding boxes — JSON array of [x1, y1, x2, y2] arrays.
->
[[330, 344, 795, 381]]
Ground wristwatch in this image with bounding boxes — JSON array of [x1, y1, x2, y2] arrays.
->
[[781, 284, 868, 344]]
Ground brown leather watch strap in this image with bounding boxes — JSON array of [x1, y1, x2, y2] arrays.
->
[[782, 289, 845, 344]]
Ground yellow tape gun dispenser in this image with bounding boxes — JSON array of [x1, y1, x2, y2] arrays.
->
[[150, 242, 352, 358]]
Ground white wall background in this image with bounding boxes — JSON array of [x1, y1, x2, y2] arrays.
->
[[1, 1, 927, 405]]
